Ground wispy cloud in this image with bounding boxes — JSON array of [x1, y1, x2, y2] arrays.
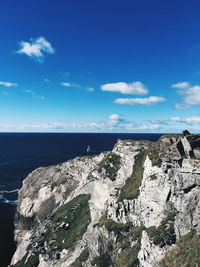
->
[[61, 82, 82, 89], [87, 87, 95, 92], [16, 36, 55, 62], [170, 115, 200, 124], [174, 103, 190, 109], [114, 96, 166, 106], [61, 82, 94, 91], [0, 114, 163, 132], [132, 124, 161, 130], [22, 89, 45, 100], [61, 82, 72, 87], [0, 81, 18, 87], [101, 81, 148, 95], [172, 82, 190, 89]]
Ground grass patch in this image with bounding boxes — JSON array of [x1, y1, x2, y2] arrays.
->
[[115, 226, 145, 267], [96, 214, 145, 267], [160, 230, 200, 267], [12, 253, 39, 267], [71, 248, 89, 267], [98, 152, 121, 181], [146, 213, 176, 248], [118, 150, 146, 202], [97, 214, 131, 237], [91, 253, 112, 267], [116, 245, 140, 267], [148, 143, 162, 167], [44, 194, 91, 251]]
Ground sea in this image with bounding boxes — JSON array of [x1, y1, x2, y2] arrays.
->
[[0, 132, 163, 267]]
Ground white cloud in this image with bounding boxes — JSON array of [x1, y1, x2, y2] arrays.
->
[[16, 37, 55, 62], [109, 114, 120, 121], [61, 82, 72, 87], [184, 85, 200, 105], [171, 82, 190, 89], [0, 114, 165, 132], [170, 116, 182, 122], [0, 81, 18, 87], [134, 124, 161, 130], [61, 82, 82, 89], [114, 96, 166, 106], [101, 81, 148, 95], [170, 115, 200, 124], [174, 103, 190, 109], [186, 115, 200, 123], [172, 82, 200, 106], [108, 114, 125, 127], [44, 78, 50, 83], [123, 122, 161, 131], [61, 82, 94, 91], [23, 89, 45, 100]]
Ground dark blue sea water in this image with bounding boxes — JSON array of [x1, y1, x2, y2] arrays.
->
[[0, 133, 163, 266]]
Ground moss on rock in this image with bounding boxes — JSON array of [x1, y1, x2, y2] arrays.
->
[[98, 152, 121, 181], [12, 253, 39, 267], [118, 150, 146, 202], [146, 213, 176, 247], [97, 214, 131, 237], [115, 226, 145, 267], [71, 248, 89, 267], [91, 253, 112, 267], [96, 214, 145, 267], [44, 194, 91, 251], [147, 143, 162, 167]]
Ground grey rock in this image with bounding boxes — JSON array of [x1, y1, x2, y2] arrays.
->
[[11, 133, 200, 267]]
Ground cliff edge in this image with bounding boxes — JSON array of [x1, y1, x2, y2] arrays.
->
[[11, 132, 200, 267]]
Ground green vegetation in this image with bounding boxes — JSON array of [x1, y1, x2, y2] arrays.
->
[[93, 212, 177, 266], [148, 144, 162, 167], [97, 214, 131, 237], [118, 150, 146, 202], [44, 194, 91, 251], [115, 226, 145, 267], [146, 213, 176, 247], [97, 214, 145, 267], [160, 230, 200, 267], [98, 152, 121, 181], [12, 253, 39, 267], [71, 248, 89, 267], [91, 253, 112, 267], [116, 245, 140, 267]]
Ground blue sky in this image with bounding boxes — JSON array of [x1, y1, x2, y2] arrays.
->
[[0, 0, 200, 132]]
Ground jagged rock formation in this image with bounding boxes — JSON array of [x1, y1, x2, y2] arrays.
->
[[11, 132, 200, 267]]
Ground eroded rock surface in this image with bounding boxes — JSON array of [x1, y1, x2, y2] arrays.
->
[[11, 132, 200, 267]]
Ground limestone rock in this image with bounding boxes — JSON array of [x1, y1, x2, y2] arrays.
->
[[11, 133, 200, 267]]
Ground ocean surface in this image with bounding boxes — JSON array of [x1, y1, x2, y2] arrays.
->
[[0, 133, 163, 266]]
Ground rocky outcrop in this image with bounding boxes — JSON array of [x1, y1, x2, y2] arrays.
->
[[11, 132, 200, 267]]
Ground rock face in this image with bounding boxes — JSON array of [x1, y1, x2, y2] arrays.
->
[[11, 133, 200, 267]]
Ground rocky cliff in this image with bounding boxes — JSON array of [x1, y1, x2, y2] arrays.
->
[[11, 132, 200, 267]]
